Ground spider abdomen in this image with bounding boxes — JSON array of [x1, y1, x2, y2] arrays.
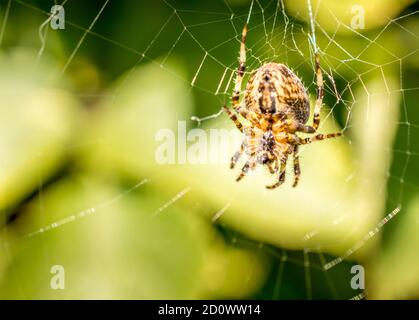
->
[[244, 63, 310, 124]]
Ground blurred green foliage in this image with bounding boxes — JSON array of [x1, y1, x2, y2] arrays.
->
[[0, 0, 418, 299]]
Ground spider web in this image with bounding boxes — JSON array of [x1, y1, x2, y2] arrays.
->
[[0, 0, 418, 300]]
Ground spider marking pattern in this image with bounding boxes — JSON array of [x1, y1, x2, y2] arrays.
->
[[223, 24, 342, 189]]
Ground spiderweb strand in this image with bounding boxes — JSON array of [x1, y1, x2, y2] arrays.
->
[[58, 0, 110, 78], [323, 207, 401, 270], [306, 0, 317, 53], [212, 202, 231, 222], [152, 186, 191, 217], [10, 179, 149, 243], [191, 107, 224, 126], [350, 292, 365, 300], [37, 0, 69, 63], [0, 0, 12, 47]]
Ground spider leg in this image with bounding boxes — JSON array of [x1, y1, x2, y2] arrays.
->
[[274, 119, 315, 134], [267, 158, 279, 174], [223, 106, 243, 132], [230, 143, 244, 169], [294, 122, 315, 134], [283, 132, 342, 145], [266, 155, 288, 189], [237, 107, 261, 126], [236, 157, 256, 182], [232, 24, 248, 112], [225, 24, 262, 129], [236, 130, 257, 181], [292, 145, 301, 187], [300, 132, 342, 144], [283, 133, 301, 145], [312, 51, 323, 131]]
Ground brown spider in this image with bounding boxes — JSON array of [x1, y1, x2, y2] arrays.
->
[[223, 24, 342, 189]]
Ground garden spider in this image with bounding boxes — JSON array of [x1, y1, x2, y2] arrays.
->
[[223, 24, 342, 189]]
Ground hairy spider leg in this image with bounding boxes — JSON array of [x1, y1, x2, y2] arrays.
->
[[312, 52, 324, 131], [268, 158, 279, 174], [223, 23, 264, 131], [232, 24, 247, 112], [300, 132, 342, 144], [273, 118, 315, 134], [266, 154, 289, 189], [230, 142, 244, 169], [222, 106, 243, 132], [236, 156, 256, 182], [235, 128, 258, 181], [292, 145, 301, 187]]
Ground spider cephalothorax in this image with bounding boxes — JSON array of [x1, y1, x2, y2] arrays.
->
[[223, 24, 342, 189]]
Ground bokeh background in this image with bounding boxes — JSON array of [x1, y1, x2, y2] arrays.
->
[[0, 0, 418, 299]]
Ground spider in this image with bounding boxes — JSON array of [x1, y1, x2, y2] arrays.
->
[[223, 24, 342, 189]]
